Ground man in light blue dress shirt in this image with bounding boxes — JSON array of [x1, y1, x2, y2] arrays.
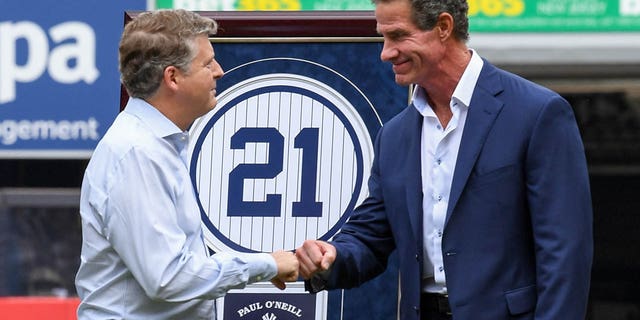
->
[[75, 10, 299, 319]]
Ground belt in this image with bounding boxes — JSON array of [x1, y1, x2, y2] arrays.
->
[[421, 292, 452, 317]]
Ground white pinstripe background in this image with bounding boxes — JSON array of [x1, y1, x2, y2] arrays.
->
[[190, 74, 374, 253]]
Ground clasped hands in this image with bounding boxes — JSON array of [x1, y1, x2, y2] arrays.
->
[[269, 240, 337, 290]]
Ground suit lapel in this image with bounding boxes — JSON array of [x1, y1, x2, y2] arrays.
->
[[445, 62, 504, 227], [404, 105, 424, 242]]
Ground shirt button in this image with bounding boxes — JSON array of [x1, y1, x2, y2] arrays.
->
[[439, 266, 444, 272], [437, 195, 443, 201], [436, 159, 442, 165]]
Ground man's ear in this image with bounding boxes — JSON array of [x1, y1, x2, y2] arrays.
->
[[163, 65, 180, 91], [436, 12, 454, 41]]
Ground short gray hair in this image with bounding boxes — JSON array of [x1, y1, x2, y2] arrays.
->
[[119, 9, 218, 99]]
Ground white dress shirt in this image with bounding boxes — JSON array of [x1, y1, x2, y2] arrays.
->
[[75, 98, 277, 319], [413, 50, 484, 293]]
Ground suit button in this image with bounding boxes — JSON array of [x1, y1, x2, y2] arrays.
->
[[413, 306, 419, 312], [415, 254, 419, 261]]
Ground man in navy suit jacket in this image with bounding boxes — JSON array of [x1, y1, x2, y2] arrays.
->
[[295, 0, 593, 319]]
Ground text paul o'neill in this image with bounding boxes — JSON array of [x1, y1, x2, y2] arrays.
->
[[237, 300, 303, 318]]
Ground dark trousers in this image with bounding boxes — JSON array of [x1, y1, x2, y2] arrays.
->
[[421, 310, 452, 320], [421, 293, 452, 320]]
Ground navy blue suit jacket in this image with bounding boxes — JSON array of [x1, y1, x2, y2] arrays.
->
[[321, 60, 593, 319]]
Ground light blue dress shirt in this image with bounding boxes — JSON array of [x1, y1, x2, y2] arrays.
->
[[413, 49, 483, 294], [75, 98, 277, 319]]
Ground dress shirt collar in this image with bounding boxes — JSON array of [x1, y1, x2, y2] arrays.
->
[[412, 49, 484, 114], [123, 97, 184, 139]]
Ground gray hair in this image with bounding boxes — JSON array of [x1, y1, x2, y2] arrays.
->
[[372, 0, 469, 41], [119, 9, 218, 99]]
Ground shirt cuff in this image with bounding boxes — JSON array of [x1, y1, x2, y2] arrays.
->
[[235, 252, 278, 284]]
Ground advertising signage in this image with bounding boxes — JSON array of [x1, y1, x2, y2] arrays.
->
[[0, 0, 145, 158], [469, 0, 640, 32], [155, 0, 640, 32]]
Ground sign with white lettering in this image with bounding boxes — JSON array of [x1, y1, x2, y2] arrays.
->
[[0, 0, 145, 158], [219, 283, 326, 320]]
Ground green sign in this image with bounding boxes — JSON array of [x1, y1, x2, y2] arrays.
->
[[468, 0, 640, 32], [154, 0, 640, 32]]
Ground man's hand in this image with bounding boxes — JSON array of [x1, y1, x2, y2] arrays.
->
[[270, 250, 299, 290], [295, 240, 336, 279]]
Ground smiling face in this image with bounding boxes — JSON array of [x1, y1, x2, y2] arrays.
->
[[178, 35, 224, 120], [375, 0, 447, 87]]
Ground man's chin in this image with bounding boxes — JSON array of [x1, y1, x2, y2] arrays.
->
[[394, 76, 411, 86]]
